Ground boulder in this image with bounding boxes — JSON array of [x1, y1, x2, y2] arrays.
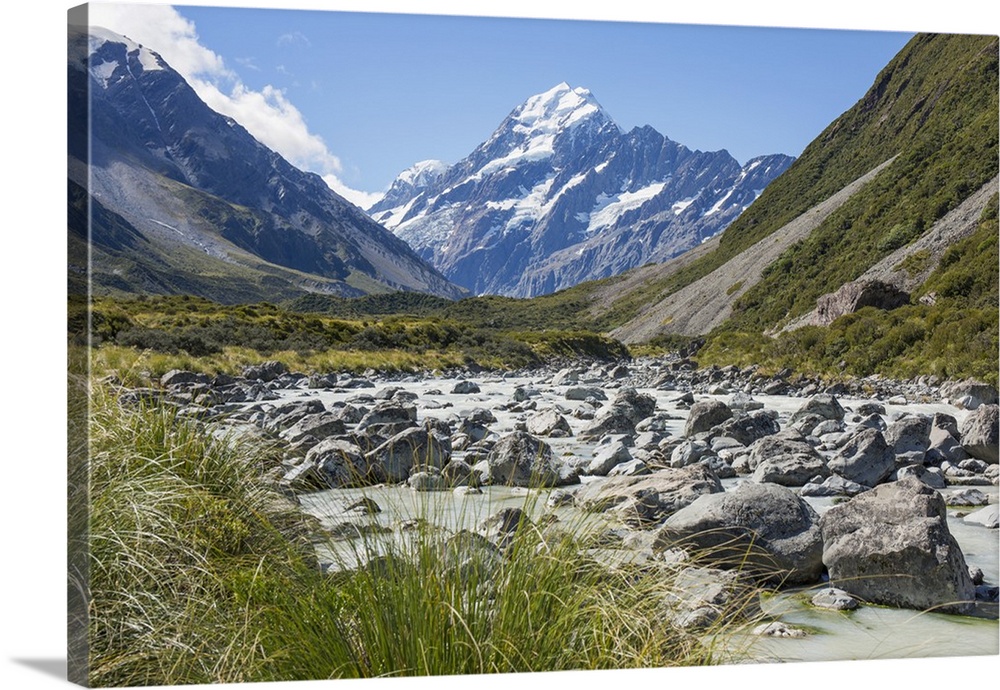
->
[[242, 360, 287, 382], [565, 386, 606, 401], [452, 380, 481, 394], [940, 379, 999, 410], [791, 394, 846, 425], [684, 399, 733, 437], [484, 431, 577, 488], [366, 427, 449, 483], [820, 478, 976, 615], [812, 280, 910, 326], [357, 401, 417, 430], [293, 439, 378, 490], [827, 427, 895, 488], [708, 410, 780, 446], [800, 474, 868, 498], [654, 481, 824, 585], [959, 404, 999, 464], [576, 464, 723, 524], [578, 388, 657, 441], [586, 440, 633, 476], [884, 415, 931, 463], [751, 452, 829, 487], [526, 409, 573, 437], [811, 587, 860, 611], [963, 504, 999, 529]]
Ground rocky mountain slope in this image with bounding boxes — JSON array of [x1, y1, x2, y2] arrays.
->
[[369, 83, 792, 297], [68, 25, 464, 303], [594, 32, 998, 348]]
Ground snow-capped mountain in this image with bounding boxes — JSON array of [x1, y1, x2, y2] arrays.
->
[[368, 82, 794, 297], [69, 25, 464, 302]]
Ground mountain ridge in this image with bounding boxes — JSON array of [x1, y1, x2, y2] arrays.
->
[[70, 24, 465, 303], [370, 82, 793, 297]]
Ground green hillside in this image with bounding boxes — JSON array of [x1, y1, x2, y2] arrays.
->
[[599, 32, 999, 334]]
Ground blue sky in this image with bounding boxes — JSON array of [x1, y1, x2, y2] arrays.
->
[[87, 2, 937, 206]]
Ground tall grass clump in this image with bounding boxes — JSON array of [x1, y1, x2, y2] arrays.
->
[[87, 380, 754, 686], [87, 384, 312, 686]]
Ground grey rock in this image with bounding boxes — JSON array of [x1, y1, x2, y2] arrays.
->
[[940, 379, 999, 409], [587, 441, 633, 476], [485, 431, 577, 487], [654, 481, 824, 585], [946, 488, 990, 507], [963, 504, 999, 528], [684, 399, 733, 437], [791, 394, 846, 424], [811, 587, 860, 611], [828, 427, 895, 488], [304, 439, 378, 489], [566, 386, 607, 401], [884, 415, 931, 462], [366, 427, 450, 483], [452, 380, 481, 394], [800, 474, 868, 498], [753, 622, 808, 638], [526, 409, 573, 437], [820, 478, 976, 615], [960, 404, 999, 464], [576, 464, 723, 523], [357, 401, 417, 430], [708, 410, 781, 446]]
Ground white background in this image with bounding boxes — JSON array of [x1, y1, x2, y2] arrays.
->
[[2, 1, 998, 689]]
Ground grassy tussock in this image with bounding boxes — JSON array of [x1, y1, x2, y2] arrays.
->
[[85, 380, 757, 686]]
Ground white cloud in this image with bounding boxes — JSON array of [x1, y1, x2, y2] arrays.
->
[[87, 3, 378, 205]]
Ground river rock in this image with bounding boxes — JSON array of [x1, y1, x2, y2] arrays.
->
[[946, 488, 990, 507], [960, 404, 999, 463], [653, 481, 824, 585], [940, 379, 999, 410], [827, 427, 895, 488], [452, 380, 481, 394], [357, 401, 417, 430], [884, 415, 932, 463], [484, 431, 577, 487], [526, 409, 573, 437], [708, 410, 781, 446], [366, 427, 449, 483], [587, 440, 633, 476], [963, 504, 999, 528], [576, 464, 723, 523], [800, 474, 868, 497], [577, 388, 656, 441], [684, 399, 733, 437], [566, 386, 606, 401], [811, 587, 860, 611], [791, 394, 846, 425], [242, 360, 287, 382], [820, 477, 976, 615]]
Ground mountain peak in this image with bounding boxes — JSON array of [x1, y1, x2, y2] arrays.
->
[[512, 82, 610, 134]]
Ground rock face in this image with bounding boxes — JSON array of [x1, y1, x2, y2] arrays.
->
[[820, 478, 976, 615], [811, 280, 911, 326], [654, 482, 824, 584], [960, 404, 999, 463], [371, 82, 793, 297]]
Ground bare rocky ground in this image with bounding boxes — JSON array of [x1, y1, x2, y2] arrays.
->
[[116, 356, 1000, 661]]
